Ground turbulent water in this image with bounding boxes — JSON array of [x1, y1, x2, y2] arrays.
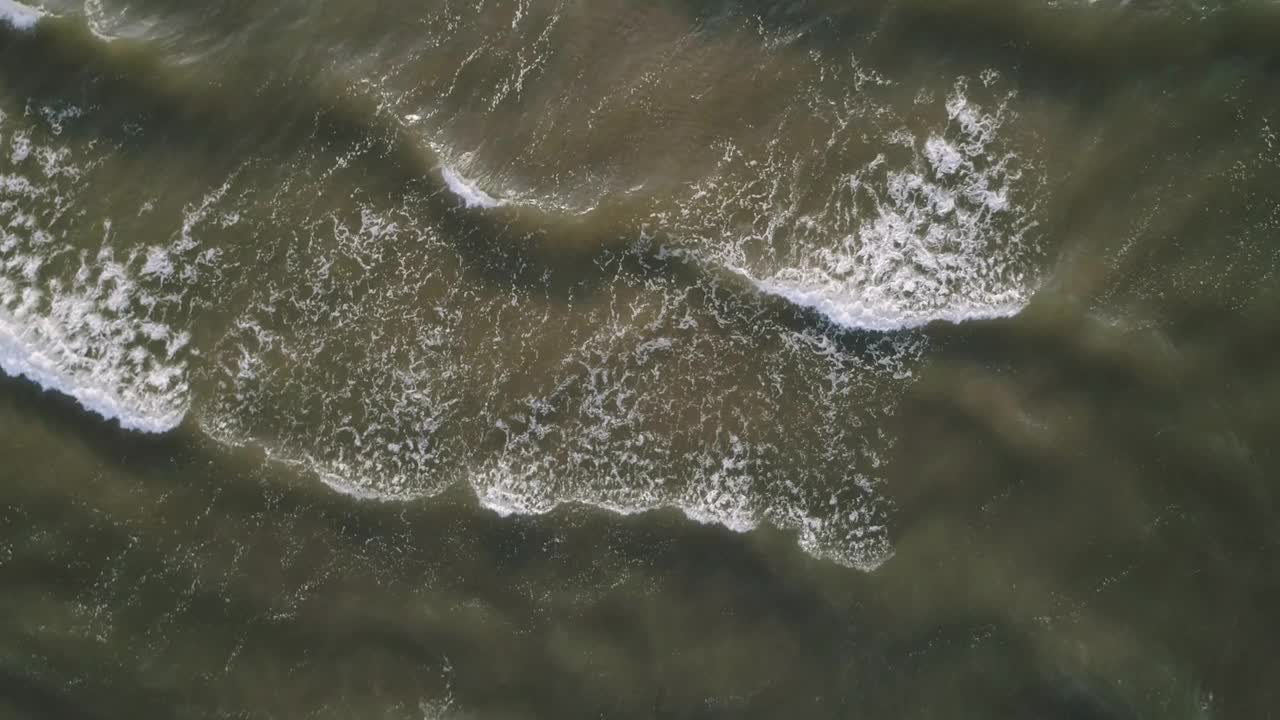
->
[[3, 0, 1280, 717]]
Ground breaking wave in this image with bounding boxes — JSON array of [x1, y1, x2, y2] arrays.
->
[[0, 105, 190, 432], [440, 165, 503, 209], [0, 0, 41, 31], [683, 76, 1042, 332]]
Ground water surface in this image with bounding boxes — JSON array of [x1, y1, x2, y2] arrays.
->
[[2, 0, 1280, 717]]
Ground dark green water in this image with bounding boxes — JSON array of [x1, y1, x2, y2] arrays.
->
[[3, 0, 1280, 717]]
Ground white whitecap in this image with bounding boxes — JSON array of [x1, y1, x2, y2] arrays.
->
[[440, 165, 502, 209], [693, 77, 1037, 333], [0, 0, 41, 30], [0, 312, 186, 432], [735, 265, 1025, 332], [925, 136, 964, 176]]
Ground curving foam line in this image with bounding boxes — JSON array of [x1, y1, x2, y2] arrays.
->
[[732, 265, 1026, 332], [0, 311, 186, 432], [694, 78, 1037, 333]]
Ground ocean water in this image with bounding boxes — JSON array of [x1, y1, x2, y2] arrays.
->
[[2, 0, 1280, 717]]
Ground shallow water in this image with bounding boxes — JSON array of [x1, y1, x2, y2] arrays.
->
[[2, 0, 1280, 717]]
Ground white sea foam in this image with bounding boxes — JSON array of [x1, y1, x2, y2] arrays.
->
[[196, 198, 899, 569], [424, 137, 607, 216], [461, 296, 902, 571], [0, 111, 190, 433], [197, 200, 465, 503], [0, 248, 189, 434], [0, 239, 190, 435], [471, 449, 890, 571], [0, 0, 42, 30], [440, 165, 502, 209], [687, 77, 1038, 333], [0, 308, 186, 432], [732, 264, 1026, 332], [178, 61, 971, 573], [188, 166, 903, 571], [83, 0, 119, 41]]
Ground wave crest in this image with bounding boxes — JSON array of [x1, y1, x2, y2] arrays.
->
[[681, 75, 1042, 331]]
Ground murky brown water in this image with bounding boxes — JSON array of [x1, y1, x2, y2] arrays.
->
[[3, 1, 1280, 717]]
